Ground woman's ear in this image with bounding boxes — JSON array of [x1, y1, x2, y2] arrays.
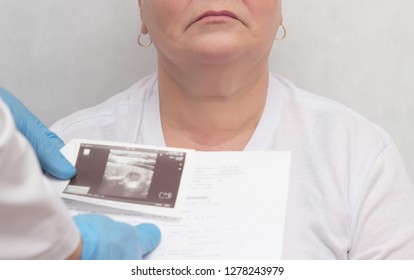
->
[[138, 0, 148, 34]]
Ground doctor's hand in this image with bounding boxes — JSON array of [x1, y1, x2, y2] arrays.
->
[[74, 214, 161, 260], [0, 87, 76, 179]]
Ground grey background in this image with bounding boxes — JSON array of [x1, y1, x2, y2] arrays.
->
[[1, 0, 413, 180]]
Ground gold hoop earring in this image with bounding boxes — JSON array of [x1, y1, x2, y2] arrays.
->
[[275, 24, 287, 41], [138, 32, 152, 48]]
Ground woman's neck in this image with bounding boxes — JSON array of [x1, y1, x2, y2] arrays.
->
[[157, 56, 269, 151]]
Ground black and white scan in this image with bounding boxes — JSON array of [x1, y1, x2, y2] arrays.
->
[[65, 143, 187, 209], [98, 149, 157, 199]]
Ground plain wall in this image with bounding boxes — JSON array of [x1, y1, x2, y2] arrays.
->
[[1, 0, 413, 180]]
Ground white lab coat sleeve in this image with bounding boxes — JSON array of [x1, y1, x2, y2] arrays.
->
[[0, 100, 80, 259]]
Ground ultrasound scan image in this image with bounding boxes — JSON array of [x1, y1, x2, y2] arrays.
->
[[97, 149, 157, 199]]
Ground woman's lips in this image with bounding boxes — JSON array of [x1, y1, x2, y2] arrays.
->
[[194, 10, 239, 24]]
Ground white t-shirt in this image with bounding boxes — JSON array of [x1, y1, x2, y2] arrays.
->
[[51, 73, 414, 259], [0, 99, 80, 259]]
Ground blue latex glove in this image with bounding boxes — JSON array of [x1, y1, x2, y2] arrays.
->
[[74, 214, 161, 260], [0, 87, 76, 179]]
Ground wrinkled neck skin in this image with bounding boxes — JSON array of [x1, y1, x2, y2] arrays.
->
[[157, 50, 271, 151]]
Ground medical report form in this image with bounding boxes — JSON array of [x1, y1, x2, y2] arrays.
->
[[49, 139, 291, 259]]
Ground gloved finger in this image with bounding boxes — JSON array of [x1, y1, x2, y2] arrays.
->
[[31, 119, 66, 150], [25, 119, 76, 180], [0, 88, 75, 179], [39, 143, 77, 180], [135, 223, 161, 256]]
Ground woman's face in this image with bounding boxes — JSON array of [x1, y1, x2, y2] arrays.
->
[[138, 0, 282, 65]]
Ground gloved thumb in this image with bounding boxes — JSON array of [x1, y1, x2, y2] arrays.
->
[[135, 223, 161, 257]]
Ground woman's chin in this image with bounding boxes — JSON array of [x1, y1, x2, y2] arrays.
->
[[189, 40, 247, 65]]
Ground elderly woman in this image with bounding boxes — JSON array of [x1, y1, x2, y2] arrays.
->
[[51, 1, 414, 259]]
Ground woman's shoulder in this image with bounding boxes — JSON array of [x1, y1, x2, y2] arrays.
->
[[270, 72, 392, 146], [51, 74, 157, 141]]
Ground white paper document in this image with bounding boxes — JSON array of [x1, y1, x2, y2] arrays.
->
[[49, 139, 291, 259]]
